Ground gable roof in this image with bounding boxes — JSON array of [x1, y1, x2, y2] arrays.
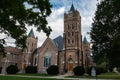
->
[[28, 29, 35, 38], [38, 36, 63, 53], [39, 37, 57, 52], [53, 36, 63, 51]]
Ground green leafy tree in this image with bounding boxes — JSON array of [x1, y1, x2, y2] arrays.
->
[[90, 0, 120, 68], [109, 36, 120, 68], [0, 0, 52, 55]]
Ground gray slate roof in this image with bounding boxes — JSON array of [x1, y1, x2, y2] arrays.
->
[[69, 4, 75, 12], [53, 36, 63, 51], [28, 29, 35, 38], [83, 36, 88, 44]]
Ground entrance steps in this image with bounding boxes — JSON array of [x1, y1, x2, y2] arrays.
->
[[64, 71, 73, 76]]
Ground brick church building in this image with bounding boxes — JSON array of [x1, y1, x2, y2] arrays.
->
[[0, 4, 92, 74]]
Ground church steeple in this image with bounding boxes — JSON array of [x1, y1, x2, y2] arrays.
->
[[63, 1, 82, 70], [28, 29, 35, 38], [83, 36, 88, 44], [69, 3, 75, 13]]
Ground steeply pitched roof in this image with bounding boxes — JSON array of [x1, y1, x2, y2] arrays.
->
[[69, 4, 75, 13], [53, 36, 63, 51], [39, 37, 57, 52], [83, 36, 88, 44], [28, 29, 35, 38]]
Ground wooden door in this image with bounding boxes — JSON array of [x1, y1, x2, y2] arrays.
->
[[68, 63, 73, 71]]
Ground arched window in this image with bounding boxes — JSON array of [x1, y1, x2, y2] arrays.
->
[[44, 52, 51, 67], [72, 39, 74, 44], [68, 32, 70, 37], [68, 39, 70, 44], [34, 57, 37, 66], [72, 32, 74, 36], [68, 25, 70, 29], [72, 24, 74, 29]]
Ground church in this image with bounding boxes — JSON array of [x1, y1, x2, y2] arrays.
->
[[0, 4, 91, 74]]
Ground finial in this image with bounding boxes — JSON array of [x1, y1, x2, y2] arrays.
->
[[72, 0, 73, 4]]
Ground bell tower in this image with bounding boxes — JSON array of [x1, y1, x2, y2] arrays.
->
[[22, 29, 38, 70], [63, 4, 83, 71]]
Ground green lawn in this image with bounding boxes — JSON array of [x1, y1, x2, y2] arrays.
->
[[1, 72, 120, 80], [0, 75, 63, 80], [98, 72, 120, 79], [66, 72, 120, 79]]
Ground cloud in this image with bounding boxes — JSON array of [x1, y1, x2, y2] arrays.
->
[[0, 33, 6, 39], [75, 0, 97, 41], [47, 7, 65, 38], [50, 0, 64, 9], [25, 0, 98, 46], [27, 7, 65, 47], [4, 0, 98, 47]]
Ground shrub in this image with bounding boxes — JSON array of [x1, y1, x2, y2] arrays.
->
[[46, 65, 59, 75], [6, 65, 18, 74], [25, 66, 37, 73], [73, 66, 85, 76], [98, 67, 107, 73], [96, 67, 101, 75], [0, 67, 2, 73]]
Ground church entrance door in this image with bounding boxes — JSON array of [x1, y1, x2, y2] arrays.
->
[[68, 55, 74, 71], [68, 62, 73, 71]]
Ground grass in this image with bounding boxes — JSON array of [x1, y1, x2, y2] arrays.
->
[[66, 72, 120, 79], [98, 72, 120, 79], [0, 75, 64, 80], [1, 72, 120, 80]]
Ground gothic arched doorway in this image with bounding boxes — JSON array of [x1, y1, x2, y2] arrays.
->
[[68, 57, 74, 71]]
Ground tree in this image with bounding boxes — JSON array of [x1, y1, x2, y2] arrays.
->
[[0, 0, 52, 55], [109, 36, 120, 68], [90, 0, 120, 68]]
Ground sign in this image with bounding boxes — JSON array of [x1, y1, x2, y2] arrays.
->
[[91, 67, 96, 76]]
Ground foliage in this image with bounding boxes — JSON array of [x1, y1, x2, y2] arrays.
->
[[73, 66, 85, 76], [46, 65, 59, 75], [0, 67, 2, 73], [0, 0, 52, 55], [25, 66, 37, 73], [90, 0, 120, 67], [6, 65, 19, 74], [109, 36, 120, 68]]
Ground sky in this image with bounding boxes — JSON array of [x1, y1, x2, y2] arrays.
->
[[1, 0, 98, 47]]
